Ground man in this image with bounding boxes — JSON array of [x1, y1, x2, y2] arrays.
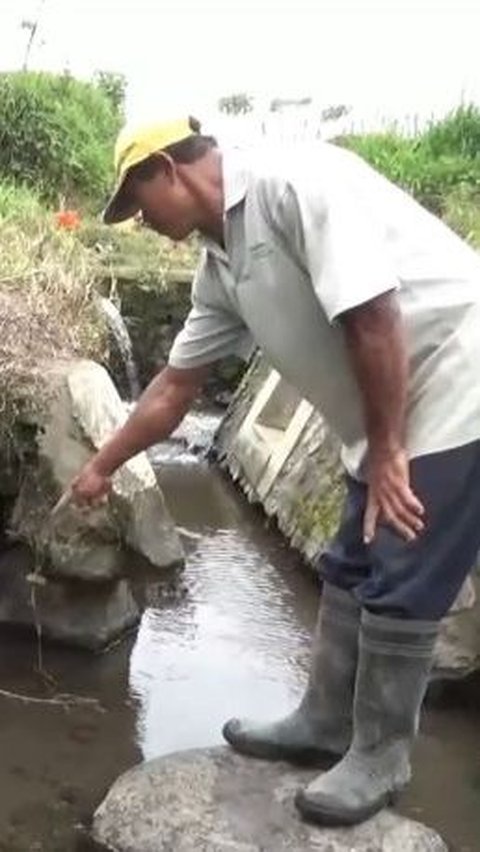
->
[[71, 116, 480, 826]]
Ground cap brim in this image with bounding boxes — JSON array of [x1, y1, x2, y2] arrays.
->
[[102, 174, 139, 225]]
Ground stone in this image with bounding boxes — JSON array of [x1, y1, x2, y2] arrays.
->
[[0, 545, 139, 650], [93, 747, 447, 852], [433, 570, 480, 680], [11, 359, 183, 582]]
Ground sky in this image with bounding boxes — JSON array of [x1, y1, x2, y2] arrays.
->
[[1, 0, 480, 130]]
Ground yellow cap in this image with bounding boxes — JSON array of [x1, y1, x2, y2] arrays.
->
[[103, 117, 195, 224]]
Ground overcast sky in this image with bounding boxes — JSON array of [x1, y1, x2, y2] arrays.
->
[[1, 0, 480, 127]]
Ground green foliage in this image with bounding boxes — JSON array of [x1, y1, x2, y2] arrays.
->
[[339, 105, 480, 217], [0, 71, 122, 207], [421, 104, 480, 160]]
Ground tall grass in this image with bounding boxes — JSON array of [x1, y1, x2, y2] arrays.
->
[[339, 105, 480, 218], [0, 181, 44, 221]]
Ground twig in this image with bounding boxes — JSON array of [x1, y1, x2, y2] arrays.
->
[[0, 688, 105, 711]]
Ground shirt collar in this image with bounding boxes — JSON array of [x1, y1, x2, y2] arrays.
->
[[221, 147, 248, 213], [200, 147, 248, 260]]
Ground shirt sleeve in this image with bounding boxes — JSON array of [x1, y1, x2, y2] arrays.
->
[[168, 251, 255, 369], [277, 175, 399, 323]]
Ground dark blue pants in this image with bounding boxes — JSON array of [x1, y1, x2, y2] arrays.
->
[[318, 441, 480, 620]]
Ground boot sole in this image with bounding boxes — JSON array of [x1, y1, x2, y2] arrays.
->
[[222, 727, 341, 767], [295, 788, 399, 826]]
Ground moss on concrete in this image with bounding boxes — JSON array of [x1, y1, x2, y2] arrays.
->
[[291, 467, 344, 544]]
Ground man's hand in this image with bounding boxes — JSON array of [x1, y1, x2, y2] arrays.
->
[[364, 447, 425, 543], [65, 364, 211, 510], [70, 459, 112, 506]]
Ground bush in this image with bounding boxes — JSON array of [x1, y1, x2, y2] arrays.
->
[[0, 71, 121, 208]]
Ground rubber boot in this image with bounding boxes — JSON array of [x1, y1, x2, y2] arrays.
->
[[295, 610, 438, 825], [222, 583, 361, 765]]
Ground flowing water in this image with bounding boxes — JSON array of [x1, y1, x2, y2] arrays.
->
[[98, 297, 141, 400], [0, 411, 479, 851]]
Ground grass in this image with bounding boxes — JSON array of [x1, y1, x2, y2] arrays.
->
[[339, 105, 480, 223], [0, 181, 44, 222], [0, 205, 108, 458], [443, 185, 480, 246], [78, 219, 198, 292]]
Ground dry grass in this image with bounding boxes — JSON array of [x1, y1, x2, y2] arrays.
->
[[0, 213, 108, 449]]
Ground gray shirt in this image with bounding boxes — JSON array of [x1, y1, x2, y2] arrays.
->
[[169, 142, 480, 477]]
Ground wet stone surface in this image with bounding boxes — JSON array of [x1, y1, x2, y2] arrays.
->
[[93, 746, 447, 852]]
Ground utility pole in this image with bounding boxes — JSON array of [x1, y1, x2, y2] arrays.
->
[[21, 0, 46, 71]]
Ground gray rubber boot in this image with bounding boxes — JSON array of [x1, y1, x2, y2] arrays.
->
[[295, 610, 438, 825], [222, 583, 361, 765]]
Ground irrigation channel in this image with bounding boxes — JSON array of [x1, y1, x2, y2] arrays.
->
[[0, 411, 478, 851]]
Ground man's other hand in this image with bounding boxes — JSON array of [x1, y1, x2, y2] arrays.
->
[[364, 448, 425, 543]]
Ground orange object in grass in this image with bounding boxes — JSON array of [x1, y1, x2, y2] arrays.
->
[[55, 209, 81, 230]]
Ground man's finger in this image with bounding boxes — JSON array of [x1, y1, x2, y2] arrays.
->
[[380, 497, 418, 541], [363, 497, 379, 544], [396, 481, 425, 517], [382, 491, 425, 533], [51, 487, 72, 517]]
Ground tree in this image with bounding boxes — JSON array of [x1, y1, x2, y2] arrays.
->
[[321, 104, 350, 123], [218, 93, 253, 116], [21, 0, 46, 70], [94, 71, 127, 118]]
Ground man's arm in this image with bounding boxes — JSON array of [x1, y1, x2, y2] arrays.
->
[[340, 292, 425, 542], [70, 364, 210, 504]]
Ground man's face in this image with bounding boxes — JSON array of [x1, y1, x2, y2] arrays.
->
[[126, 160, 195, 241]]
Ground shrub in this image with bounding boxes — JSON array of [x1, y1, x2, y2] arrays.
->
[[0, 71, 121, 208]]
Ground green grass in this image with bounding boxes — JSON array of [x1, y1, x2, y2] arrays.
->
[[338, 105, 480, 219], [443, 185, 480, 246], [0, 181, 44, 222]]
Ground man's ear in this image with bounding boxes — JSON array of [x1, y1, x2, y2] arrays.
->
[[152, 151, 176, 183]]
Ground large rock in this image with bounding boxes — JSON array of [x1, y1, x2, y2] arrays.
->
[[432, 572, 480, 679], [11, 359, 184, 582], [93, 747, 447, 852], [0, 545, 139, 650]]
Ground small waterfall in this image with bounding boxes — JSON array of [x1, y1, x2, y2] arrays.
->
[[98, 296, 141, 400]]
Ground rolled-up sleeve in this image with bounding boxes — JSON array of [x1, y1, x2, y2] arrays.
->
[[168, 251, 255, 369]]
